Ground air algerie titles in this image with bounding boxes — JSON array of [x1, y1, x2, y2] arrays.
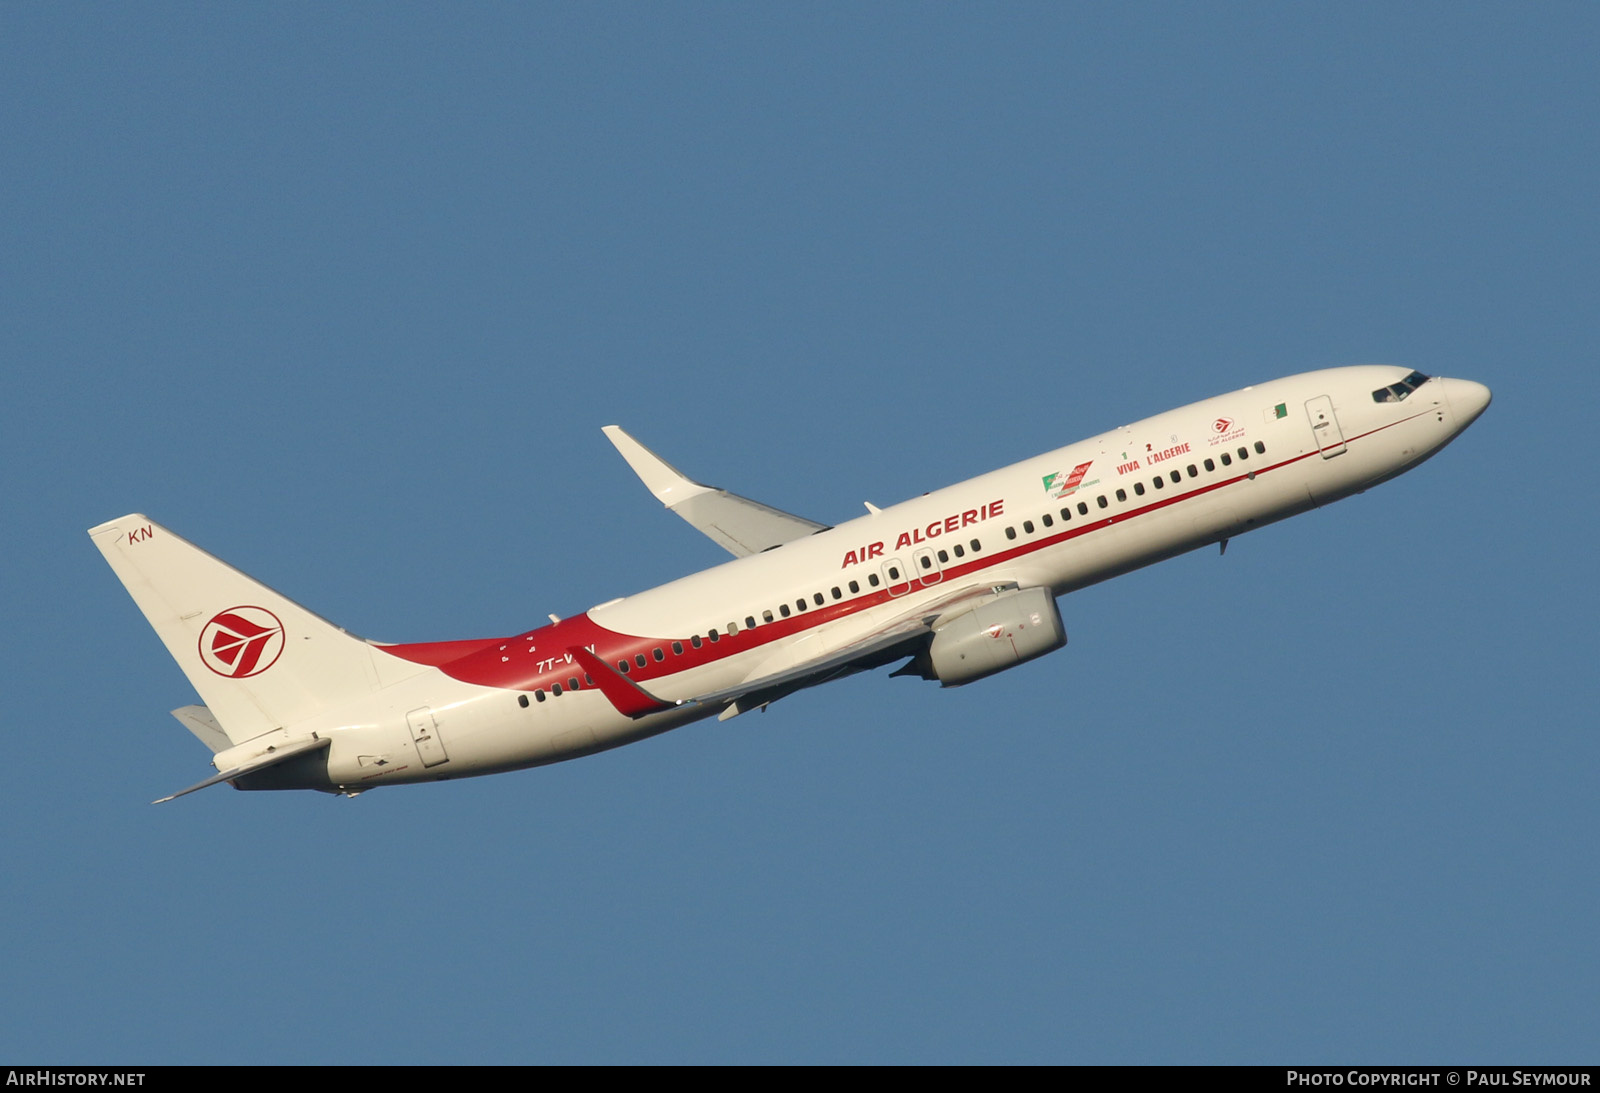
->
[[838, 500, 1005, 568]]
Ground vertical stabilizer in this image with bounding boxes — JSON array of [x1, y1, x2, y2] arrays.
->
[[89, 516, 381, 743]]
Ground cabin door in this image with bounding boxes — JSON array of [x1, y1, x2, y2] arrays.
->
[[1305, 395, 1348, 458], [406, 706, 450, 768]]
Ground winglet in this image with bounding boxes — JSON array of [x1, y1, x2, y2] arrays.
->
[[568, 646, 676, 719], [601, 426, 714, 508], [602, 426, 829, 556]]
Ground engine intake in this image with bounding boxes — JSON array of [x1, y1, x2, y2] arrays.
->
[[906, 586, 1067, 686]]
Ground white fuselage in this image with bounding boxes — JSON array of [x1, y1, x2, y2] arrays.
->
[[255, 365, 1489, 794]]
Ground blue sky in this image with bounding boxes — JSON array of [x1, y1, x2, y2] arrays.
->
[[3, 3, 1596, 1063]]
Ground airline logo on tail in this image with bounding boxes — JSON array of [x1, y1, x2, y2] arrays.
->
[[198, 607, 284, 678]]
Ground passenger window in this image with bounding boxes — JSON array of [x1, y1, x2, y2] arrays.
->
[[953, 544, 965, 557], [1152, 476, 1164, 490], [1187, 464, 1198, 478], [635, 654, 647, 668], [672, 641, 684, 654], [1237, 447, 1248, 460], [1042, 513, 1053, 527], [1115, 489, 1126, 502], [745, 616, 756, 629], [849, 580, 860, 593], [518, 694, 529, 708], [535, 690, 546, 703], [1220, 452, 1232, 466], [1060, 508, 1071, 521], [709, 629, 721, 642], [1133, 482, 1145, 496], [1171, 471, 1181, 484], [568, 676, 579, 690], [762, 609, 774, 623], [1204, 459, 1215, 472], [919, 556, 932, 569], [1254, 441, 1265, 454], [691, 635, 702, 649], [618, 660, 630, 673], [552, 683, 563, 696], [653, 649, 664, 662], [1006, 527, 1017, 540], [970, 539, 982, 552], [1077, 502, 1088, 516], [869, 573, 881, 586], [1097, 495, 1108, 508], [888, 565, 901, 579], [936, 550, 948, 563], [779, 604, 790, 618], [831, 586, 842, 599], [727, 622, 738, 635], [1023, 520, 1034, 534], [814, 593, 825, 606]]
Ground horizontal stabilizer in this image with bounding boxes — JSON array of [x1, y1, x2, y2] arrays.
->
[[154, 734, 330, 804], [171, 705, 230, 753], [602, 426, 828, 556]]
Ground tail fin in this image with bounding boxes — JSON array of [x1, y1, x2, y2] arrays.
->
[[89, 515, 382, 744]]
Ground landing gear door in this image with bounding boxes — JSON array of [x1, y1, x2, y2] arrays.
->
[[1305, 395, 1347, 458], [406, 706, 450, 768]]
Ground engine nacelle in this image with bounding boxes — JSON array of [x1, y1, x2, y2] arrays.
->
[[921, 586, 1067, 686]]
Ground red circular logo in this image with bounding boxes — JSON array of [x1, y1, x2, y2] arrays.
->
[[198, 606, 285, 678]]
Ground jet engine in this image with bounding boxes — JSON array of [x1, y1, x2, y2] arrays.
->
[[898, 586, 1067, 686]]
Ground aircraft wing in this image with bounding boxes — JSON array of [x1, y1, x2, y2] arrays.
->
[[570, 615, 932, 722], [602, 425, 828, 556], [691, 618, 933, 718], [571, 580, 1012, 721]]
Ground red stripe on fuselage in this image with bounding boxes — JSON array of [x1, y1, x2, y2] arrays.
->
[[377, 410, 1428, 694]]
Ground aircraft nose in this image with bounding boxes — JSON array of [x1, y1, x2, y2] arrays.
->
[[1442, 378, 1492, 429]]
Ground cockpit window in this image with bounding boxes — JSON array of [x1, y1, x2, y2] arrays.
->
[[1372, 370, 1431, 403]]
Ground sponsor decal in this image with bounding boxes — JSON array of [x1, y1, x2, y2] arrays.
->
[[198, 606, 285, 678], [1043, 461, 1096, 497]]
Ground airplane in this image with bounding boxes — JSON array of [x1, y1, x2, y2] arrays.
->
[[90, 364, 1490, 802]]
